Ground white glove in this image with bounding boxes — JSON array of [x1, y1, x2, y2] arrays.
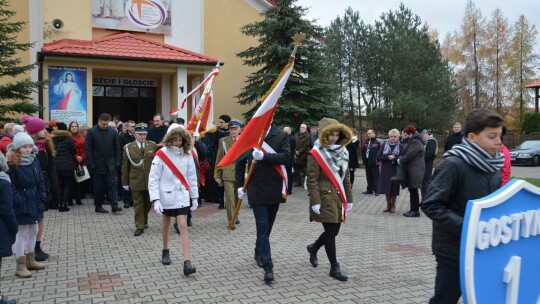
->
[[123, 185, 129, 191], [215, 178, 222, 185], [347, 203, 353, 211], [153, 200, 163, 216], [237, 187, 245, 199], [252, 148, 264, 161], [191, 198, 198, 211], [311, 204, 321, 214]]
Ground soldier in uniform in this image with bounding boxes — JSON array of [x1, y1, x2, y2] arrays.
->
[[214, 120, 242, 227], [121, 123, 157, 236]]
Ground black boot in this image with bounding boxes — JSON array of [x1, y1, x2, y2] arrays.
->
[[329, 263, 348, 281], [59, 201, 70, 212], [263, 267, 274, 282], [67, 199, 74, 206], [34, 241, 49, 262], [75, 198, 82, 205], [307, 244, 319, 267], [254, 253, 263, 268], [161, 249, 171, 265], [218, 199, 225, 209], [183, 260, 196, 276]]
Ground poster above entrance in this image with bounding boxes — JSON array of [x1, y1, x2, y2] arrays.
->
[[48, 66, 87, 126], [92, 0, 171, 34]]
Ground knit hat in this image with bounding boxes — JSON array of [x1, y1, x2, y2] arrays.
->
[[25, 117, 46, 135], [12, 132, 34, 150], [12, 124, 24, 136], [57, 122, 68, 130]]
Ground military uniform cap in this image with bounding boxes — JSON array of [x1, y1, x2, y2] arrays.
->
[[135, 123, 148, 133]]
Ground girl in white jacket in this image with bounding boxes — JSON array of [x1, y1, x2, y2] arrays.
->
[[148, 125, 198, 276]]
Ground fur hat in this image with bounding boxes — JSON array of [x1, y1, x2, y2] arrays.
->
[[12, 132, 34, 150], [24, 117, 46, 135], [317, 117, 352, 147], [57, 122, 68, 131]]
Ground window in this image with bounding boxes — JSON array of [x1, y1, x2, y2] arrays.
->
[[105, 86, 122, 97]]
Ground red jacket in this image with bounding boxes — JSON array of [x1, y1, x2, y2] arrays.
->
[[500, 143, 511, 186], [0, 136, 12, 156], [71, 133, 86, 166]]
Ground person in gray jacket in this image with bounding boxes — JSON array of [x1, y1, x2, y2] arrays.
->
[[398, 125, 425, 217], [421, 109, 504, 304], [84, 113, 122, 214]]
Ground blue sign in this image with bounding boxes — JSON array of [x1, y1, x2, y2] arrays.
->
[[461, 178, 540, 304]]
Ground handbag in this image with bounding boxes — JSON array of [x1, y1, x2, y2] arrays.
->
[[391, 165, 408, 187], [199, 159, 211, 174], [74, 164, 90, 183]]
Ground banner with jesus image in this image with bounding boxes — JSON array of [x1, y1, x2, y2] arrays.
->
[[48, 66, 87, 126]]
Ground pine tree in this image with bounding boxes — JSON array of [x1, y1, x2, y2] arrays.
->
[[0, 0, 45, 122], [236, 0, 339, 129]]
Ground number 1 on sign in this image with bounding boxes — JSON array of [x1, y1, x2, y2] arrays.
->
[[503, 256, 521, 304]]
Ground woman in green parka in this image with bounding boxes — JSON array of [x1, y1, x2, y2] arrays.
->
[[306, 117, 353, 281]]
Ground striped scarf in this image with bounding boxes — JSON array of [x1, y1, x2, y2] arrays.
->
[[314, 140, 349, 179], [443, 138, 504, 173]]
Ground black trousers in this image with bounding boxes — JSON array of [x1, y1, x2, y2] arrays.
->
[[252, 204, 280, 269], [57, 172, 74, 203], [313, 222, 341, 265], [429, 255, 461, 304], [365, 165, 379, 193], [409, 188, 420, 212]]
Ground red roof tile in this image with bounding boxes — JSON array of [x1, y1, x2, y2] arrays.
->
[[525, 80, 540, 88], [40, 32, 218, 65]]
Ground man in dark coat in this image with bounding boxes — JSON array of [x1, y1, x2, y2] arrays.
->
[[283, 127, 295, 194], [203, 114, 230, 208], [361, 129, 382, 195], [147, 113, 168, 146], [444, 122, 463, 152], [84, 113, 122, 213], [422, 109, 504, 303], [236, 124, 291, 283], [293, 123, 309, 187], [421, 129, 438, 198]]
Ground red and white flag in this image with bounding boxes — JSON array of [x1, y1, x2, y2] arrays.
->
[[186, 75, 215, 136], [169, 68, 219, 115], [217, 56, 295, 169]]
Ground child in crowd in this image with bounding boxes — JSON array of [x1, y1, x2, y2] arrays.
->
[[421, 109, 504, 303], [148, 125, 199, 276], [6, 132, 47, 278]]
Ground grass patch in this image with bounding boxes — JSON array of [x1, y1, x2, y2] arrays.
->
[[515, 177, 540, 187]]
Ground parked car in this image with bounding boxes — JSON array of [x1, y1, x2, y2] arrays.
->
[[509, 140, 540, 166]]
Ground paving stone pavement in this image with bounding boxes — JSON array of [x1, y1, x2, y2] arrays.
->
[[5, 165, 534, 304]]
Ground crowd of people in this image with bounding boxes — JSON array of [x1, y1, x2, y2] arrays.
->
[[0, 108, 511, 303]]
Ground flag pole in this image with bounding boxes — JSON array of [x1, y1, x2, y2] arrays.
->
[[227, 33, 305, 230]]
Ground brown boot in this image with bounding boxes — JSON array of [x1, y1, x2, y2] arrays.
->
[[390, 196, 396, 213], [383, 195, 391, 213], [16, 256, 32, 278], [26, 252, 46, 270]]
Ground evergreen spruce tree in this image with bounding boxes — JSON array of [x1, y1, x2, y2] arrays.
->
[[0, 0, 45, 122], [236, 0, 339, 128]]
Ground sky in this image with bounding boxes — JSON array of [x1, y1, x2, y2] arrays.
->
[[295, 0, 540, 46]]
